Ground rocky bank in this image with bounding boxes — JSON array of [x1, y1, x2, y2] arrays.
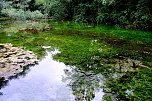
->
[[0, 43, 38, 79]]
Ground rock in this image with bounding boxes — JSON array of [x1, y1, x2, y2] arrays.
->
[[0, 63, 5, 68], [4, 43, 12, 49], [0, 43, 38, 79], [44, 25, 52, 31]]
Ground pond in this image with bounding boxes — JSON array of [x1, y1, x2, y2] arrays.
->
[[0, 49, 105, 101], [1, 20, 151, 100]]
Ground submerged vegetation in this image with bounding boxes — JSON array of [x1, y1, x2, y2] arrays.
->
[[0, 0, 152, 100], [0, 19, 152, 100]]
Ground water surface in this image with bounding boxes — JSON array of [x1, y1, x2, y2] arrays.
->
[[0, 49, 104, 101]]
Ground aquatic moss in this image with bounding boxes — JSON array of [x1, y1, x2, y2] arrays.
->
[[0, 20, 152, 100]]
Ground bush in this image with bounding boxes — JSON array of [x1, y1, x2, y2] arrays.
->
[[41, 0, 67, 20], [29, 10, 44, 20], [1, 0, 152, 31], [1, 8, 44, 20]]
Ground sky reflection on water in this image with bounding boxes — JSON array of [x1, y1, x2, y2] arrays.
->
[[0, 49, 104, 101]]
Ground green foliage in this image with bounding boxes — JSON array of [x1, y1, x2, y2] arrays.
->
[[1, 0, 152, 30], [0, 0, 4, 16], [96, 6, 110, 24], [102, 94, 113, 101], [73, 3, 88, 23], [29, 10, 44, 19], [37, 0, 67, 20], [66, 0, 152, 30], [1, 0, 44, 20], [106, 69, 152, 100], [1, 8, 44, 20]]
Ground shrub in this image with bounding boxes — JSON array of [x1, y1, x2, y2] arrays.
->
[[1, 8, 44, 20]]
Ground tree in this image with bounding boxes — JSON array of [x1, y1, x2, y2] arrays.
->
[[1, 0, 44, 20]]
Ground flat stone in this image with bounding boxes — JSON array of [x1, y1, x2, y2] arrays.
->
[[0, 43, 38, 79]]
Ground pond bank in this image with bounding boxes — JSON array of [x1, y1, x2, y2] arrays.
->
[[0, 43, 38, 79]]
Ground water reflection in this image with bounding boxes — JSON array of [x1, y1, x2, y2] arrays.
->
[[0, 49, 105, 101], [63, 67, 105, 101], [0, 50, 75, 101], [0, 64, 32, 90]]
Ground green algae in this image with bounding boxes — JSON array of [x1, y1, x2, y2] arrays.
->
[[0, 20, 152, 100]]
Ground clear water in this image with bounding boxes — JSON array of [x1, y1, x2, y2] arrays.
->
[[0, 50, 104, 101]]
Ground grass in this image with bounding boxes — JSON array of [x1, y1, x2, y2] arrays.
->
[[50, 21, 152, 44], [0, 19, 152, 100]]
